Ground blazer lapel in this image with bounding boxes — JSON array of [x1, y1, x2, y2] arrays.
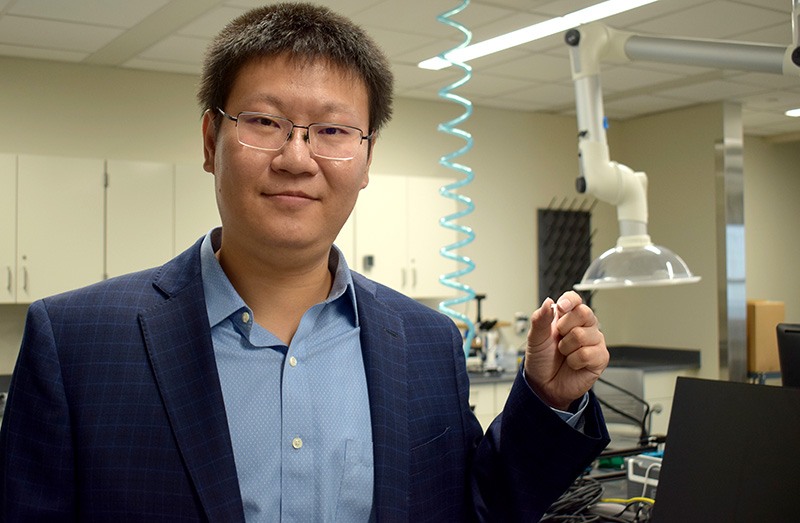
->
[[354, 275, 409, 521], [140, 244, 245, 522]]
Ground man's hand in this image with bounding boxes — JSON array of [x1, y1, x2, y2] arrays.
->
[[523, 291, 608, 411]]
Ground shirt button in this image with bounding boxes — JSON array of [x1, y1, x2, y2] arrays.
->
[[292, 437, 303, 449], [289, 356, 297, 367], [241, 311, 250, 323]]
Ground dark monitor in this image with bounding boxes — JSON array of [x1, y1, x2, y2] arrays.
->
[[651, 377, 800, 522], [777, 323, 800, 387]]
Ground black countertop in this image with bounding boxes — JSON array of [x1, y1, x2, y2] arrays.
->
[[606, 345, 701, 372], [468, 346, 701, 384]]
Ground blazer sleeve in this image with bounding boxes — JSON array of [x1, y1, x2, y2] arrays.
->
[[468, 364, 610, 522], [0, 301, 77, 521]]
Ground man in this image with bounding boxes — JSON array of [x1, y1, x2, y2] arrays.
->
[[0, 3, 609, 522]]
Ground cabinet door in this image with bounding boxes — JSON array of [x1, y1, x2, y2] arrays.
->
[[354, 175, 407, 290], [17, 155, 105, 302], [175, 164, 220, 253], [407, 176, 457, 298], [0, 154, 16, 303], [106, 160, 174, 278]]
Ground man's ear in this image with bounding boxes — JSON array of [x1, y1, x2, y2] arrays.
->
[[201, 110, 217, 174], [362, 136, 376, 189]]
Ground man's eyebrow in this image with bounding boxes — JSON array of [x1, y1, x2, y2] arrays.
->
[[244, 94, 361, 121]]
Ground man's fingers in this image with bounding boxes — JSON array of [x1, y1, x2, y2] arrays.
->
[[564, 343, 609, 372], [528, 297, 556, 347]]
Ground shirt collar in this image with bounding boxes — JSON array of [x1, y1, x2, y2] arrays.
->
[[200, 227, 359, 329]]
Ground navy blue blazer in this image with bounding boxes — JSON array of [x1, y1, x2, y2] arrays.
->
[[0, 239, 609, 522]]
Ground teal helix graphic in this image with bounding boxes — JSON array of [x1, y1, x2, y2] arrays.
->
[[435, 0, 477, 358]]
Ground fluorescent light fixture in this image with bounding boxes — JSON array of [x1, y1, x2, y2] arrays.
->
[[786, 108, 800, 117], [419, 0, 658, 70]]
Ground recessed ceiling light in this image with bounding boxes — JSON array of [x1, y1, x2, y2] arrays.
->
[[786, 108, 800, 117]]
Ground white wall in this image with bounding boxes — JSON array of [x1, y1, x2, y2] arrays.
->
[[595, 103, 726, 378], [743, 136, 800, 322], [0, 55, 797, 378]]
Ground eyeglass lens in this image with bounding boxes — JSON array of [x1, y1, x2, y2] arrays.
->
[[236, 113, 365, 159]]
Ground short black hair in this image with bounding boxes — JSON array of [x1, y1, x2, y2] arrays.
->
[[198, 2, 394, 134]]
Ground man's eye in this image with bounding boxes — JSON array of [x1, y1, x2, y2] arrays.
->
[[317, 126, 349, 136], [242, 115, 281, 129]]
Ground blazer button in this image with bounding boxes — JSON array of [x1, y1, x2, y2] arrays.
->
[[292, 437, 303, 449]]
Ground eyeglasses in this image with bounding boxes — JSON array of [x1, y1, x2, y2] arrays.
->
[[217, 108, 373, 161]]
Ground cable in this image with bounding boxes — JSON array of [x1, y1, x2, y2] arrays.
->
[[640, 462, 660, 498], [434, 0, 477, 357], [601, 498, 655, 505], [542, 476, 605, 522], [595, 376, 651, 444]]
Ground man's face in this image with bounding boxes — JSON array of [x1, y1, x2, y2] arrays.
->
[[202, 55, 373, 258]]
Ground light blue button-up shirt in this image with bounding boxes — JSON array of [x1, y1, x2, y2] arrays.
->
[[200, 229, 374, 522]]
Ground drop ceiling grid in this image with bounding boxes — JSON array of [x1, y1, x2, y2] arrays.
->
[[0, 0, 796, 137]]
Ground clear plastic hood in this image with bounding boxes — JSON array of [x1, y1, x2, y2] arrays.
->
[[574, 242, 701, 291]]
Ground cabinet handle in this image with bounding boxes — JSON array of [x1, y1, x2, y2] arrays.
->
[[412, 267, 417, 288], [5, 266, 10, 293], [23, 266, 28, 294]]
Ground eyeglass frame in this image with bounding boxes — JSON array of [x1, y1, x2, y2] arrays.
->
[[216, 107, 374, 161]]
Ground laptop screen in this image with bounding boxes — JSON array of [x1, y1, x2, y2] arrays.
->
[[652, 377, 800, 522]]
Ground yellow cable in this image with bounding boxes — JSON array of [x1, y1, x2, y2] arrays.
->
[[600, 497, 655, 505]]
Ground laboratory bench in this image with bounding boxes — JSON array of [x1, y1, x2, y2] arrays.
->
[[468, 346, 701, 434]]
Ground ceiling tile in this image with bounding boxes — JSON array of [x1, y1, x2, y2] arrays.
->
[[0, 16, 123, 52], [482, 52, 572, 82], [533, 0, 604, 17], [177, 6, 248, 38], [391, 62, 462, 91], [353, 0, 498, 38], [465, 12, 550, 42], [502, 81, 575, 105], [8, 0, 171, 28], [391, 38, 463, 66], [598, 0, 709, 29], [138, 35, 208, 64], [731, 22, 795, 45], [725, 71, 800, 90], [603, 93, 699, 118], [122, 57, 202, 76], [364, 28, 438, 59], [600, 65, 683, 92], [454, 72, 535, 97], [656, 79, 768, 101], [734, 0, 794, 13], [0, 0, 796, 137], [474, 0, 554, 11], [0, 43, 88, 62], [629, 1, 788, 40], [733, 89, 800, 111]]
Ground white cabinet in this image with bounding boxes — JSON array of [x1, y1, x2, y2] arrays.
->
[[354, 174, 457, 298], [16, 155, 105, 302], [0, 154, 16, 303], [469, 379, 515, 431], [106, 161, 175, 279], [175, 164, 220, 253]]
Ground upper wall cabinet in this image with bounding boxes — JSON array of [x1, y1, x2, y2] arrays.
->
[[354, 174, 457, 298], [0, 154, 16, 303], [106, 160, 175, 279], [16, 155, 105, 303]]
